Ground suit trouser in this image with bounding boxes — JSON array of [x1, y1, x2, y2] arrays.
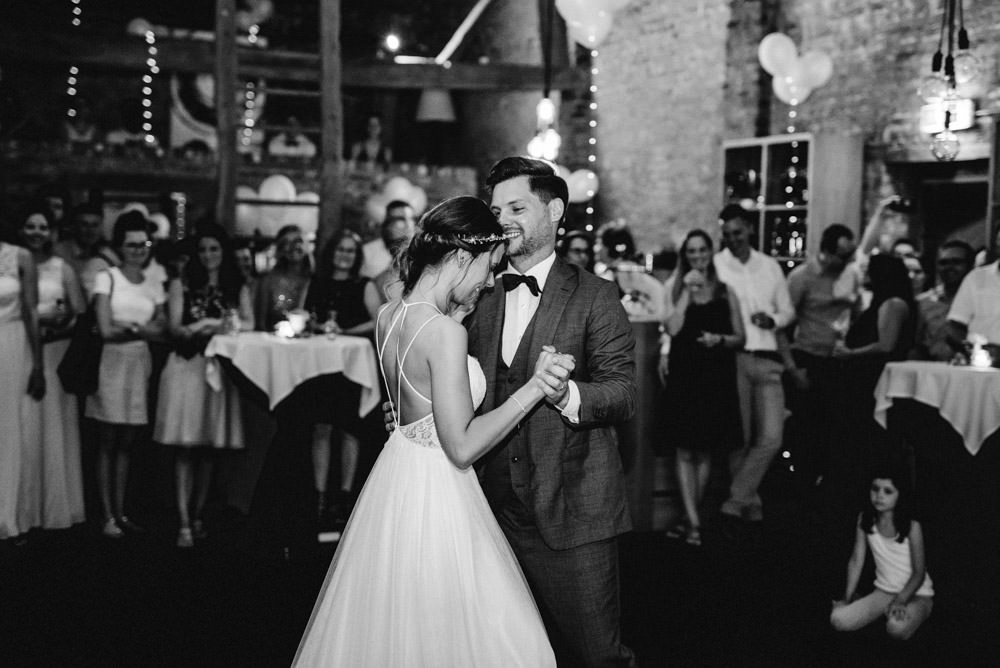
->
[[722, 352, 785, 520], [496, 498, 636, 668]]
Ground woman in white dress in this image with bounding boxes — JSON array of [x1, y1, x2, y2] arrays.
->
[[293, 196, 573, 667], [18, 205, 86, 531]]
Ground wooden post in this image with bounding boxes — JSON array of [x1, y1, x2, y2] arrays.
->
[[215, 0, 238, 231], [318, 0, 343, 252]]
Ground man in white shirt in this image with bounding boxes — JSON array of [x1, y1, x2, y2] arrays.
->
[[947, 226, 1000, 346], [360, 201, 416, 279], [713, 205, 794, 523]]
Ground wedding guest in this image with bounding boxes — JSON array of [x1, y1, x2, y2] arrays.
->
[[902, 255, 927, 299], [18, 205, 86, 531], [558, 230, 596, 272], [891, 238, 920, 260], [784, 224, 862, 488], [54, 204, 119, 299], [86, 212, 166, 538], [947, 226, 1000, 346], [254, 225, 312, 331], [0, 222, 46, 541], [154, 224, 253, 548], [304, 231, 380, 521], [911, 240, 974, 361], [714, 204, 794, 524], [660, 230, 744, 546], [361, 201, 416, 279], [349, 112, 393, 168], [267, 116, 317, 160]]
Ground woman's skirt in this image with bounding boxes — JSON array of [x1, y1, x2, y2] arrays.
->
[[154, 353, 244, 449], [85, 340, 152, 425]]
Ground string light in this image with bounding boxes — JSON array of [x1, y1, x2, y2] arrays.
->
[[141, 30, 158, 144], [171, 192, 188, 240], [66, 1, 82, 119], [248, 24, 260, 46], [584, 49, 601, 226], [241, 81, 257, 147]]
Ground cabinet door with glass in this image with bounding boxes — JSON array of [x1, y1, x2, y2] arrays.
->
[[723, 132, 862, 271]]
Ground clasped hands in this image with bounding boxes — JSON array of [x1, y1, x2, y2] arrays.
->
[[532, 345, 576, 407]]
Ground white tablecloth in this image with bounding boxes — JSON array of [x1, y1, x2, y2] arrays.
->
[[874, 361, 1000, 456], [205, 332, 381, 416]]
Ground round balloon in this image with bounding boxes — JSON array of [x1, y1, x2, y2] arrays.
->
[[798, 50, 833, 89], [296, 191, 320, 204], [259, 174, 297, 202], [235, 10, 256, 31], [148, 212, 171, 240], [567, 10, 614, 48], [121, 201, 150, 219], [126, 17, 153, 37], [758, 33, 798, 78], [408, 185, 428, 216], [383, 176, 414, 203], [365, 192, 391, 227]]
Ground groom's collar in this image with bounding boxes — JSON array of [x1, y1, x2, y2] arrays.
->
[[502, 252, 557, 293]]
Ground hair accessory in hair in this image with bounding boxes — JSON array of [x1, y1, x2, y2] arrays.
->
[[458, 231, 519, 245]]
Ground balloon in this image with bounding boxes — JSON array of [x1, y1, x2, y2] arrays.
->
[[148, 212, 171, 240], [234, 10, 256, 31], [556, 165, 573, 183], [567, 169, 599, 203], [408, 185, 428, 216], [194, 74, 215, 107], [798, 50, 833, 89], [236, 185, 258, 201], [758, 33, 798, 77], [246, 0, 274, 24], [296, 191, 320, 204], [259, 174, 296, 202], [555, 0, 593, 23], [121, 202, 150, 220], [365, 192, 391, 227], [383, 176, 413, 203], [772, 75, 811, 105], [126, 17, 153, 37], [567, 10, 614, 48], [235, 187, 260, 236]]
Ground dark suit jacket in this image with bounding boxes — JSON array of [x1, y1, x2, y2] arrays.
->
[[468, 257, 636, 550]]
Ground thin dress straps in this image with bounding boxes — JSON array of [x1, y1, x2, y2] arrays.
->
[[375, 300, 443, 424]]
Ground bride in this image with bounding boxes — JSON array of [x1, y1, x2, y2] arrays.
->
[[293, 196, 572, 667]]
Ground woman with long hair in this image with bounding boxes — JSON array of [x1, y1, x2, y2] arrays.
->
[[254, 224, 312, 331], [304, 230, 381, 522], [86, 211, 166, 538], [153, 223, 253, 547], [293, 196, 570, 667], [659, 230, 744, 545], [18, 203, 86, 532]]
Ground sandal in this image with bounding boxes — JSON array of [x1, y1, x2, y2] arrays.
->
[[177, 527, 194, 549], [685, 526, 702, 547]]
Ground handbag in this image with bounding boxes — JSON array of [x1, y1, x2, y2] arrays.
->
[[58, 271, 113, 395]]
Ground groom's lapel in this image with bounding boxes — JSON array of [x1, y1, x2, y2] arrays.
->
[[527, 258, 574, 358], [475, 285, 505, 410]]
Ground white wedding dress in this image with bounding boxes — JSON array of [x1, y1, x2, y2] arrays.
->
[[292, 302, 555, 667]]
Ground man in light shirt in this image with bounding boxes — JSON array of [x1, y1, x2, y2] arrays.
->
[[947, 226, 1000, 346], [713, 205, 794, 523], [360, 200, 416, 279]]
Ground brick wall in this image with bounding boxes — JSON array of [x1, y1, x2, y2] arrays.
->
[[596, 0, 733, 252], [595, 0, 1000, 252]]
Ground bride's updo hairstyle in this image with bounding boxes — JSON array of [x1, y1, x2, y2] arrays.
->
[[397, 196, 507, 294]]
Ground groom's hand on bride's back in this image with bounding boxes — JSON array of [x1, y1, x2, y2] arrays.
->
[[383, 401, 396, 432]]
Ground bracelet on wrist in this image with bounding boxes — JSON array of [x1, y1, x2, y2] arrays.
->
[[510, 395, 528, 415]]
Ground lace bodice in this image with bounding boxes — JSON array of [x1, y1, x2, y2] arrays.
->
[[0, 243, 22, 325], [398, 356, 486, 448]]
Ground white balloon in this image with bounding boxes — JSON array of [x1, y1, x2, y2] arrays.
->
[[758, 33, 798, 77], [383, 176, 413, 203], [365, 192, 391, 227], [296, 191, 320, 204], [798, 50, 834, 89], [126, 17, 153, 37], [407, 185, 428, 216], [235, 10, 256, 31], [567, 169, 599, 203], [148, 212, 171, 240], [283, 201, 318, 238], [121, 201, 150, 219], [772, 75, 811, 105], [556, 165, 573, 183], [555, 0, 591, 23], [567, 10, 614, 48], [236, 185, 258, 202], [259, 174, 297, 202]]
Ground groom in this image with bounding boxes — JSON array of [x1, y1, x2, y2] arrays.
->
[[472, 157, 637, 667]]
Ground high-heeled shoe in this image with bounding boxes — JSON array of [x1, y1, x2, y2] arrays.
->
[[685, 525, 702, 547], [117, 515, 144, 533]]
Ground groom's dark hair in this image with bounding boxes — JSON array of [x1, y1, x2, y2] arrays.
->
[[485, 157, 569, 213]]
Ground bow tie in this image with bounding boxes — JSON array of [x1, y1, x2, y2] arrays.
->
[[502, 273, 541, 296]]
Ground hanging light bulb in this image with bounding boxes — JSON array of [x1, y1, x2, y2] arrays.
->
[[953, 50, 981, 84], [527, 134, 545, 159], [930, 130, 960, 161], [536, 97, 556, 126], [540, 128, 561, 162], [918, 73, 949, 102]]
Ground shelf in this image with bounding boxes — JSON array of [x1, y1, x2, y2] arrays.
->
[[761, 204, 808, 212]]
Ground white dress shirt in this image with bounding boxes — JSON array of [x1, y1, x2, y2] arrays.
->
[[948, 261, 1000, 343], [502, 253, 580, 422], [713, 248, 794, 352]]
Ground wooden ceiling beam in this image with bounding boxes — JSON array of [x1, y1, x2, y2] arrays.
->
[[0, 26, 586, 91]]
